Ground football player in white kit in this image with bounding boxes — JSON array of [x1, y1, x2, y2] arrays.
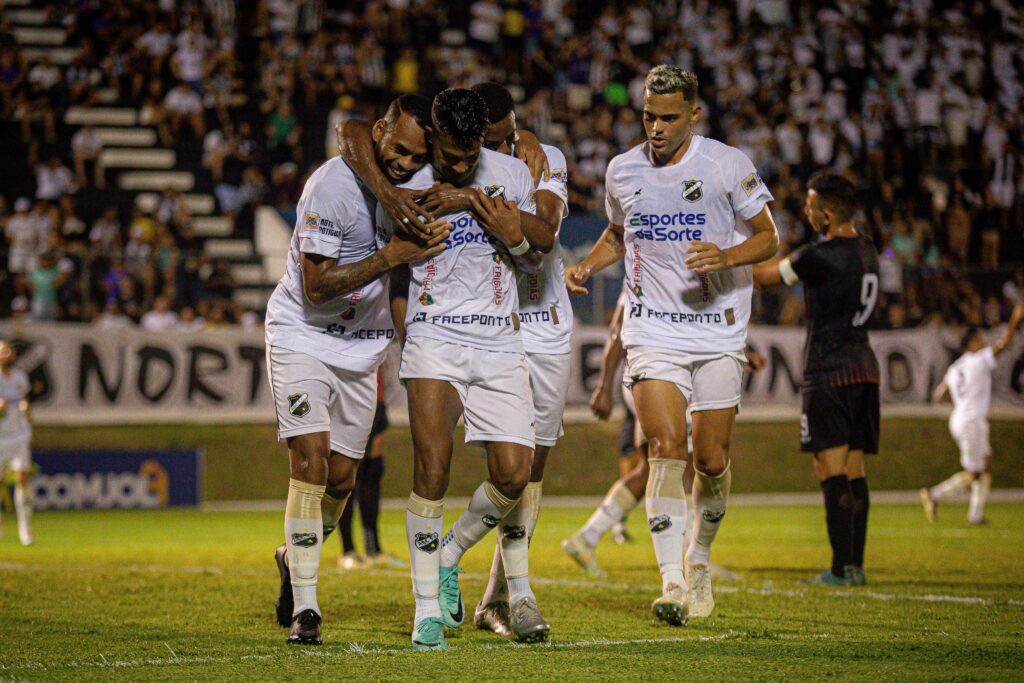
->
[[266, 95, 450, 645], [0, 341, 33, 546], [380, 89, 555, 650], [565, 65, 778, 624], [921, 301, 1023, 525], [409, 82, 570, 637]]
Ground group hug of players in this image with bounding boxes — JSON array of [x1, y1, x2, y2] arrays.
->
[[261, 65, 1024, 649]]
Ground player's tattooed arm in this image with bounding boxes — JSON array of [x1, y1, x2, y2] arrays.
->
[[686, 206, 780, 273], [991, 300, 1024, 357], [301, 222, 451, 304], [336, 119, 433, 238], [513, 129, 550, 185], [564, 224, 625, 296], [590, 303, 625, 421]]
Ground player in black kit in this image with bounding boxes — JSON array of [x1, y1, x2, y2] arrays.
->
[[755, 173, 879, 587]]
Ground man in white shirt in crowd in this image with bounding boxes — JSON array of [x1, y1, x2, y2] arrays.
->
[[140, 296, 180, 332], [72, 124, 106, 189]]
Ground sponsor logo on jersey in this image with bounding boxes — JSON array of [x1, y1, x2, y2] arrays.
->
[[288, 391, 310, 417], [502, 524, 527, 540], [484, 184, 506, 200], [419, 292, 434, 306], [549, 168, 567, 183], [304, 212, 319, 232], [291, 531, 318, 547], [633, 188, 643, 197], [701, 509, 725, 523], [444, 214, 501, 250], [414, 531, 439, 553], [682, 179, 703, 202], [629, 212, 706, 242], [630, 302, 643, 318], [482, 514, 500, 528], [632, 285, 644, 297], [340, 307, 356, 320], [742, 173, 762, 196], [648, 514, 672, 533]]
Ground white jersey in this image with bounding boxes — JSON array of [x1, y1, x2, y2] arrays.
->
[[605, 136, 773, 354], [944, 346, 997, 421], [518, 144, 572, 355], [386, 148, 536, 352], [0, 368, 31, 446], [265, 157, 395, 373]]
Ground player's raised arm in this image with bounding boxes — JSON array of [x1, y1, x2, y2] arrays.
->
[[991, 300, 1024, 357], [512, 129, 551, 185], [301, 221, 450, 305]]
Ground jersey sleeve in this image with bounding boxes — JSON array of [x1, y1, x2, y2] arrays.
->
[[297, 180, 351, 259], [536, 146, 569, 219], [785, 243, 828, 286], [511, 159, 537, 215], [604, 159, 625, 225], [725, 148, 773, 221], [980, 346, 997, 370]]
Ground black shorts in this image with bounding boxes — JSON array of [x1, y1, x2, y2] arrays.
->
[[369, 401, 389, 439], [619, 399, 637, 457], [800, 381, 879, 455]]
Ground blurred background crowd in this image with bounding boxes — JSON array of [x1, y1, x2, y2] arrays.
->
[[0, 0, 1021, 331]]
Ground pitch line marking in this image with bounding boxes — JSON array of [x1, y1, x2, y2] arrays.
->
[[1, 562, 1020, 608]]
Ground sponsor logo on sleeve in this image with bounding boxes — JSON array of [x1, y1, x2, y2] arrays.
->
[[304, 212, 319, 232], [742, 173, 762, 196], [549, 168, 567, 183]]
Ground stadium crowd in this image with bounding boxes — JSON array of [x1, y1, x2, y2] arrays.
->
[[1, 0, 1021, 329]]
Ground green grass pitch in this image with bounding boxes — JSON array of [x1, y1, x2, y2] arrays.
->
[[2, 502, 1023, 681]]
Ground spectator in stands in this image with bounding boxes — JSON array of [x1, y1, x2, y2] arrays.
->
[[89, 206, 122, 255], [94, 300, 133, 329], [204, 259, 237, 302], [28, 252, 64, 321], [140, 79, 172, 146], [140, 295, 179, 332], [71, 124, 106, 189], [177, 305, 205, 331], [22, 54, 59, 143], [5, 198, 41, 283], [34, 156, 76, 214], [164, 80, 205, 140]]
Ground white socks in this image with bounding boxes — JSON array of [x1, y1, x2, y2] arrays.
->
[[686, 464, 731, 566], [499, 481, 542, 606], [580, 480, 639, 548], [439, 481, 516, 568], [320, 491, 349, 540], [930, 471, 973, 500], [646, 458, 688, 591], [14, 483, 32, 542], [968, 473, 991, 524], [406, 493, 444, 622], [285, 478, 326, 616]]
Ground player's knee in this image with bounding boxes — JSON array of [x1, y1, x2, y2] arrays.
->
[[325, 468, 356, 500], [648, 434, 686, 461], [287, 436, 329, 482], [490, 461, 530, 500], [694, 444, 729, 477], [414, 458, 450, 498]]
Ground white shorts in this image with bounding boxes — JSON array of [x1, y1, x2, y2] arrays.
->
[[526, 352, 571, 447], [266, 345, 377, 459], [400, 336, 535, 449], [623, 347, 744, 412], [8, 251, 36, 275], [0, 440, 31, 472], [950, 415, 991, 473]]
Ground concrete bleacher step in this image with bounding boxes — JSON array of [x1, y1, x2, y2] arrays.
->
[[22, 46, 78, 64], [13, 26, 66, 46], [66, 107, 138, 126], [234, 287, 272, 311], [118, 171, 194, 192], [3, 0, 32, 6], [135, 192, 215, 215], [231, 263, 265, 286], [95, 88, 119, 104], [96, 127, 157, 147], [193, 216, 233, 237], [7, 9, 47, 25], [204, 238, 253, 260], [100, 147, 176, 169]]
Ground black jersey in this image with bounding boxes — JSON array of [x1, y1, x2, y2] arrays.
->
[[788, 234, 880, 388]]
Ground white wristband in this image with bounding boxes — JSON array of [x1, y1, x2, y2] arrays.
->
[[509, 237, 531, 256]]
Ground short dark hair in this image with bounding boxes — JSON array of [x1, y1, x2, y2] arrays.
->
[[431, 88, 489, 149], [960, 327, 980, 352], [383, 94, 432, 129], [471, 82, 515, 124], [807, 172, 857, 222]]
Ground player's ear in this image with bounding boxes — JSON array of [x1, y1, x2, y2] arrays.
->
[[371, 119, 386, 144], [689, 103, 702, 123]]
